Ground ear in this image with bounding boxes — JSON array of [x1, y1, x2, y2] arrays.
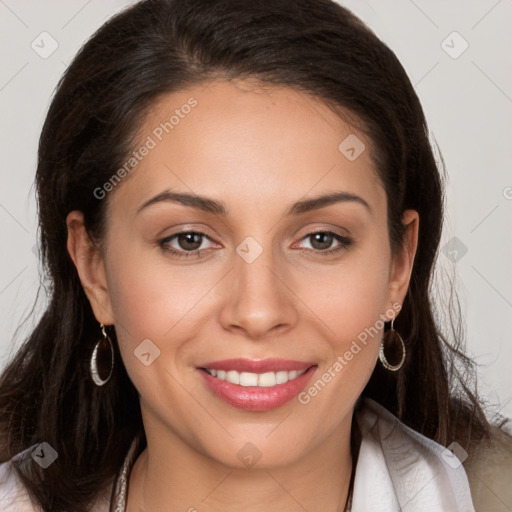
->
[[66, 211, 115, 325], [386, 209, 419, 312]]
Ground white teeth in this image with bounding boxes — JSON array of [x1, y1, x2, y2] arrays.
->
[[276, 370, 289, 384], [258, 372, 276, 387], [206, 368, 307, 387], [239, 372, 258, 386], [226, 370, 240, 385]]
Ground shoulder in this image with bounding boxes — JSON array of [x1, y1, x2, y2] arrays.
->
[[0, 446, 41, 512], [464, 421, 512, 511], [0, 447, 113, 512]]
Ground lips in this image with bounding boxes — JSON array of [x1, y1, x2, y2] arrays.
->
[[197, 358, 317, 411]]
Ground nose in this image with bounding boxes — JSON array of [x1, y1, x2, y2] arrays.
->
[[218, 242, 298, 340]]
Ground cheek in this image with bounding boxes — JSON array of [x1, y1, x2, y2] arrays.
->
[[105, 239, 207, 339], [297, 237, 391, 396], [293, 257, 390, 430], [304, 239, 392, 347], [104, 251, 200, 423], [102, 239, 199, 382]]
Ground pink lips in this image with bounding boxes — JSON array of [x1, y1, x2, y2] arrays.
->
[[197, 358, 317, 411]]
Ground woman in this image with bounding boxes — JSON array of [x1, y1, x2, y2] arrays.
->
[[0, 0, 510, 510]]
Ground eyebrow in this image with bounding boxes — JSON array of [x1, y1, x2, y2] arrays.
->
[[137, 190, 372, 216]]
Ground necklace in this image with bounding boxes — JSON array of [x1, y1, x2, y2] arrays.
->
[[111, 435, 144, 512], [141, 456, 148, 512]]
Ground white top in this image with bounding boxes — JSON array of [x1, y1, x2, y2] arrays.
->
[[0, 399, 475, 511]]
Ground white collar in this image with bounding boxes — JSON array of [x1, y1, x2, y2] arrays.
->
[[350, 399, 475, 511]]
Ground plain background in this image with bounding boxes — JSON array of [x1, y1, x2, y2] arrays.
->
[[0, 0, 511, 419]]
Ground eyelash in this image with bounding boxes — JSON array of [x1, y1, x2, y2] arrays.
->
[[157, 230, 352, 259]]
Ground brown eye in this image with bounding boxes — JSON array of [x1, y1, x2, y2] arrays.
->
[[309, 232, 335, 250], [158, 231, 216, 259], [297, 231, 352, 254], [175, 232, 203, 251]]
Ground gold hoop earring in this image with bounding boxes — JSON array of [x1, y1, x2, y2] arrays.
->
[[379, 317, 405, 371], [90, 324, 114, 386]]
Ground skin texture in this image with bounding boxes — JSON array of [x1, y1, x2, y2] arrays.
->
[[66, 79, 419, 512]]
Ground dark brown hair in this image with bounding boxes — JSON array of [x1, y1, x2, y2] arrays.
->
[[0, 0, 491, 510]]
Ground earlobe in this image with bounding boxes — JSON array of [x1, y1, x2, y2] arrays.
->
[[66, 211, 115, 325], [387, 210, 419, 307]]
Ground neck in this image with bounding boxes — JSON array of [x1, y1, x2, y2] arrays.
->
[[126, 417, 356, 512]]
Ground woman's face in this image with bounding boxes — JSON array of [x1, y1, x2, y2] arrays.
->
[[69, 79, 417, 468]]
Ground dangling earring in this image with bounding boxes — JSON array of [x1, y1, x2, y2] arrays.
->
[[90, 323, 114, 386], [379, 317, 405, 371]]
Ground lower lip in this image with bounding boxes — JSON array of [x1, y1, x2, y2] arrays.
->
[[197, 366, 317, 411]]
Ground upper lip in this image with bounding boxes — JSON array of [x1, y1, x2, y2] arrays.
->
[[198, 358, 316, 373]]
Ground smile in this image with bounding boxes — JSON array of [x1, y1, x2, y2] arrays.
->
[[197, 358, 317, 411]]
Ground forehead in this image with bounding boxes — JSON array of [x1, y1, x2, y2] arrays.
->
[[109, 79, 386, 219]]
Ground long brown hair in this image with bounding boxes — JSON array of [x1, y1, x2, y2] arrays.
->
[[0, 1, 491, 510]]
